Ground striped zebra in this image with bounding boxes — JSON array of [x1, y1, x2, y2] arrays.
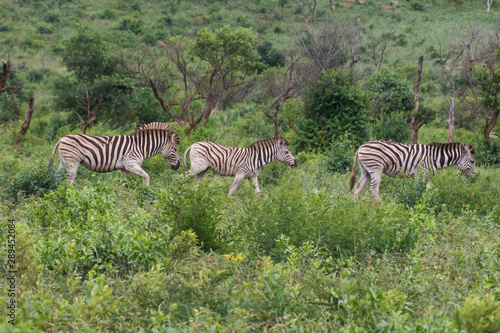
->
[[50, 127, 181, 185], [183, 137, 298, 195], [350, 141, 477, 201]]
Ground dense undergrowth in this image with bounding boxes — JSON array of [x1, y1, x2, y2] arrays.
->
[[1, 119, 499, 332]]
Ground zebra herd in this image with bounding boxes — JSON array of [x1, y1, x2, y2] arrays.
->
[[51, 122, 477, 199]]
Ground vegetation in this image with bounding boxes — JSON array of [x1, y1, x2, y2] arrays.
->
[[1, 0, 499, 331]]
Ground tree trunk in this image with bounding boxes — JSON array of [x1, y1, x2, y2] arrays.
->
[[329, 0, 335, 10], [410, 56, 424, 144], [19, 98, 34, 137], [17, 98, 34, 144], [487, 0, 493, 12], [448, 76, 455, 142]]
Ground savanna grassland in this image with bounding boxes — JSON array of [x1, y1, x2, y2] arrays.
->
[[1, 0, 500, 331]]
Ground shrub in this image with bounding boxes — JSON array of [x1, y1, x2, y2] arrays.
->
[[119, 17, 144, 34], [324, 134, 358, 174], [371, 111, 411, 142], [37, 23, 54, 34], [411, 1, 425, 11], [459, 294, 500, 333], [475, 138, 500, 167], [155, 181, 227, 252], [2, 163, 67, 202], [26, 69, 45, 84]]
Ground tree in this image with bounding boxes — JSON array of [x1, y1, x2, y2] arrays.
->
[[459, 28, 500, 147], [294, 18, 362, 89], [56, 27, 134, 128], [409, 55, 426, 144], [75, 85, 103, 134], [1, 58, 22, 94], [306, 69, 370, 147], [261, 56, 303, 137], [364, 67, 414, 118], [364, 30, 395, 72], [122, 26, 263, 135], [61, 27, 114, 83]]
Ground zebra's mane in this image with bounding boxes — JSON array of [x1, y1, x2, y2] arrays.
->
[[428, 142, 476, 154], [247, 137, 290, 149], [132, 127, 180, 145], [136, 122, 175, 131]]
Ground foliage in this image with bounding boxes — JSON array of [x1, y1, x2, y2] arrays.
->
[[365, 68, 414, 117], [459, 294, 500, 333], [61, 27, 114, 83], [305, 69, 370, 149], [1, 163, 67, 202], [475, 138, 500, 166], [324, 134, 358, 174], [155, 181, 227, 252], [370, 111, 411, 142]]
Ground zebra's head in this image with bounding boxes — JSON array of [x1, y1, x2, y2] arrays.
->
[[275, 137, 297, 168], [457, 143, 477, 179], [160, 131, 181, 170]]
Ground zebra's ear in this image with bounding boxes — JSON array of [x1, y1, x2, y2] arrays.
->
[[468, 144, 476, 155], [280, 137, 291, 146], [171, 132, 180, 145]]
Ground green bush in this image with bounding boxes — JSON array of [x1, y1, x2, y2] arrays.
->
[[155, 181, 227, 252], [2, 163, 67, 202], [459, 294, 500, 333], [475, 138, 500, 167], [371, 111, 410, 142], [411, 1, 425, 11], [119, 16, 144, 34], [324, 134, 358, 174]]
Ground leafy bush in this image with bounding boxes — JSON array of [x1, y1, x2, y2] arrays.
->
[[324, 134, 358, 174], [119, 16, 144, 34], [302, 69, 370, 151], [37, 23, 54, 34], [155, 181, 227, 252], [371, 111, 410, 142], [411, 1, 425, 11], [459, 294, 500, 333], [2, 163, 67, 202], [365, 68, 414, 117], [26, 69, 45, 83], [475, 138, 500, 167]]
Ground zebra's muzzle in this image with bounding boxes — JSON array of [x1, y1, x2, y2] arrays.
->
[[291, 159, 298, 168], [171, 160, 180, 170]]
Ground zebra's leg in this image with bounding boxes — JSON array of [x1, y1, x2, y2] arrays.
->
[[368, 169, 384, 201], [353, 164, 370, 200], [228, 173, 246, 196], [251, 175, 260, 193], [124, 165, 150, 186], [195, 169, 208, 182], [66, 161, 80, 185]]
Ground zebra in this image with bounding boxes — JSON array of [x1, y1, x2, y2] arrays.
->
[[50, 127, 181, 185], [350, 141, 477, 201], [136, 122, 176, 131], [183, 137, 298, 195]]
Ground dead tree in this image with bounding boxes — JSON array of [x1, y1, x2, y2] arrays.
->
[[459, 27, 499, 147], [295, 0, 317, 32], [409, 55, 427, 144], [17, 98, 34, 144], [487, 0, 493, 12], [442, 37, 467, 142], [263, 56, 302, 137], [365, 30, 394, 72], [1, 58, 22, 94], [76, 85, 103, 134]]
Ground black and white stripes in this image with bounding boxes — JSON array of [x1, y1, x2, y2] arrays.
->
[[183, 137, 297, 195], [51, 128, 180, 185], [350, 141, 477, 201]]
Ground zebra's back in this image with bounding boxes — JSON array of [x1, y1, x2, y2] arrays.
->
[[357, 141, 427, 177], [57, 134, 130, 172], [188, 141, 247, 176]]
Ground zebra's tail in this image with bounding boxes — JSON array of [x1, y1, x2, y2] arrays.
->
[[350, 151, 358, 191], [48, 139, 61, 167], [183, 145, 193, 169]]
